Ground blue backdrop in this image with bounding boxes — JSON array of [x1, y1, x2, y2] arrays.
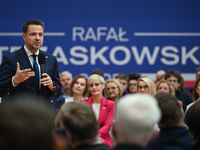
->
[[1, 0, 200, 82]]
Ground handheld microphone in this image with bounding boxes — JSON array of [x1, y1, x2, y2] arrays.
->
[[38, 53, 46, 79]]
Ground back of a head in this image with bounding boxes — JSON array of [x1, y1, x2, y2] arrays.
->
[[91, 68, 104, 78], [0, 98, 55, 150], [115, 94, 161, 147], [185, 101, 200, 142], [61, 102, 99, 142], [155, 93, 182, 127], [116, 73, 128, 81]]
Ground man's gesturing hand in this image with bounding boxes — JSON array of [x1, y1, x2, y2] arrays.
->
[[13, 62, 35, 85]]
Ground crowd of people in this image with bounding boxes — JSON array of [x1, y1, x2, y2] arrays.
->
[[0, 19, 200, 150]]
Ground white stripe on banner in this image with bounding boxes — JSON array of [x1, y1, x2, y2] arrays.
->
[[134, 32, 200, 36], [0, 32, 65, 36]]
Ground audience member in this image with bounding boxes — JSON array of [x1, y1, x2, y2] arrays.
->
[[65, 75, 89, 102], [156, 70, 166, 82], [179, 74, 193, 98], [137, 76, 157, 96], [156, 79, 175, 95], [147, 93, 193, 150], [185, 77, 200, 112], [112, 94, 161, 150], [116, 74, 128, 96], [60, 102, 112, 150], [91, 68, 104, 78], [0, 96, 64, 150], [127, 72, 141, 94], [184, 101, 200, 150], [51, 71, 73, 114], [189, 67, 200, 96], [104, 79, 123, 102], [81, 74, 115, 147], [165, 69, 193, 111]]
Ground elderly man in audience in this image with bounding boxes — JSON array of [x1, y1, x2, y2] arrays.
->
[[112, 94, 161, 150]]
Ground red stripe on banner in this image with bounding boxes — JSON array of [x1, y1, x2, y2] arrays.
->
[[185, 81, 195, 88]]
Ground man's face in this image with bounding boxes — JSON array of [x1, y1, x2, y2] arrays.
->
[[60, 74, 72, 90], [22, 24, 44, 53], [167, 75, 180, 90], [116, 78, 128, 93]]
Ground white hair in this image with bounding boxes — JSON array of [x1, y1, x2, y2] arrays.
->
[[115, 94, 161, 147], [59, 71, 73, 79]]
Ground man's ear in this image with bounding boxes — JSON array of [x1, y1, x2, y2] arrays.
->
[[22, 33, 26, 41], [178, 100, 183, 108], [149, 129, 159, 144]]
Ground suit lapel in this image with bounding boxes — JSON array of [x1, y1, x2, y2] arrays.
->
[[98, 96, 107, 123]]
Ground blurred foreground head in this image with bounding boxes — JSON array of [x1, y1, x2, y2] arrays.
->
[[0, 97, 55, 150], [113, 94, 161, 147]]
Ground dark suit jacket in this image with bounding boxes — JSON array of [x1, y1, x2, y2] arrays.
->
[[0, 46, 62, 102], [75, 143, 112, 150], [114, 144, 145, 150]]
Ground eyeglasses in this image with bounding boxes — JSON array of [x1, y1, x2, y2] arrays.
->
[[129, 83, 137, 87], [168, 80, 178, 83], [106, 87, 118, 91], [138, 85, 149, 91]]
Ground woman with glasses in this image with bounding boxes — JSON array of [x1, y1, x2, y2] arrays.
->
[[137, 76, 157, 96], [127, 72, 141, 94], [81, 74, 115, 147], [104, 79, 123, 102]]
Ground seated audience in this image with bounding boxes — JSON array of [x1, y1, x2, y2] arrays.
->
[[185, 77, 200, 112], [0, 96, 67, 150], [147, 93, 193, 150], [165, 69, 193, 112], [112, 94, 161, 150], [104, 79, 123, 102], [137, 76, 157, 96], [127, 72, 141, 94], [65, 75, 89, 103], [60, 102, 112, 150], [156, 79, 175, 95], [81, 74, 115, 147], [184, 101, 200, 150], [116, 74, 128, 96]]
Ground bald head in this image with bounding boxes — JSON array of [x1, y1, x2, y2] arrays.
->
[[156, 70, 166, 82]]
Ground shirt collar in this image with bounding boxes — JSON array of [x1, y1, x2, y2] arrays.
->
[[24, 45, 39, 57]]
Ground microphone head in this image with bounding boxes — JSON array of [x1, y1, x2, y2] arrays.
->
[[38, 53, 46, 65]]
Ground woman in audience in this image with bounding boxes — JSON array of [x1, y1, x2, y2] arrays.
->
[[104, 79, 123, 102], [156, 79, 175, 95], [127, 72, 141, 94], [65, 75, 89, 103], [137, 76, 157, 96], [185, 77, 200, 112], [81, 74, 115, 147]]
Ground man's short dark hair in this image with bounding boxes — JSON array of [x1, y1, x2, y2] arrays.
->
[[23, 19, 45, 34], [91, 68, 104, 77], [164, 69, 181, 83], [185, 101, 200, 141], [0, 98, 55, 150], [61, 102, 99, 142], [155, 93, 182, 127], [116, 74, 128, 81], [128, 72, 141, 82]]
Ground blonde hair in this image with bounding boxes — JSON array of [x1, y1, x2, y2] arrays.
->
[[104, 79, 123, 98], [156, 79, 175, 96], [137, 76, 157, 96], [88, 74, 105, 85]]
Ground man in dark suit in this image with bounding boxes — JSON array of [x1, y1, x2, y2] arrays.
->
[[112, 94, 161, 150], [60, 102, 112, 150], [0, 19, 61, 102]]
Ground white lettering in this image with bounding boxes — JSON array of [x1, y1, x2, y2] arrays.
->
[[69, 46, 88, 65], [131, 46, 159, 65], [118, 27, 129, 42], [97, 27, 107, 41], [73, 27, 85, 41], [110, 46, 131, 65], [85, 27, 96, 41], [90, 46, 110, 65], [10, 46, 21, 53], [0, 46, 9, 64], [106, 27, 118, 41], [160, 46, 179, 65], [182, 46, 199, 65], [53, 46, 68, 65]]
